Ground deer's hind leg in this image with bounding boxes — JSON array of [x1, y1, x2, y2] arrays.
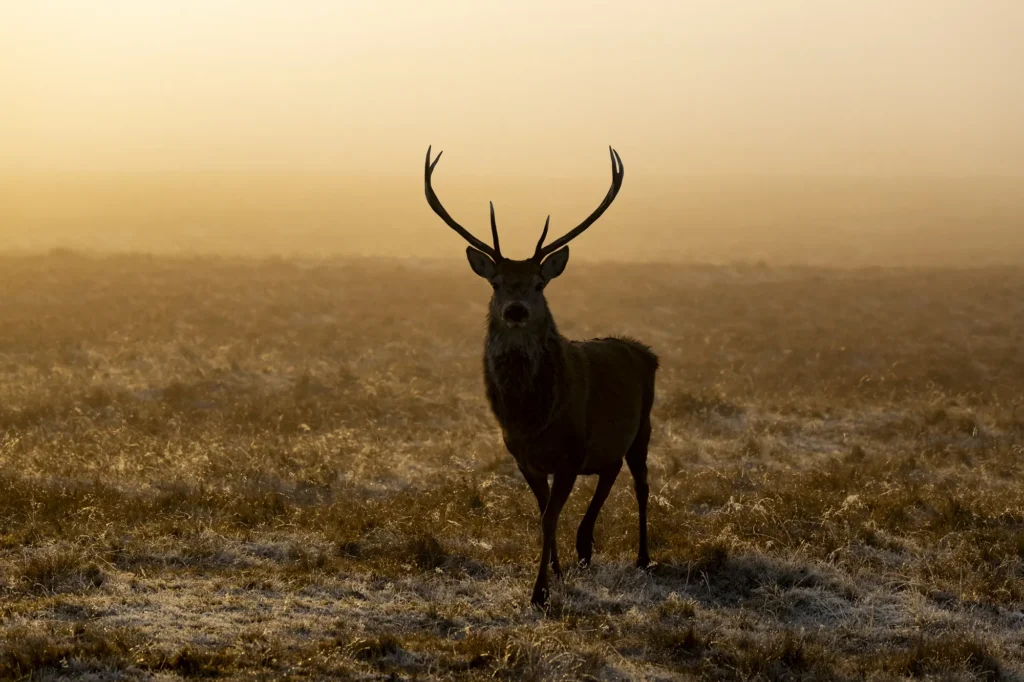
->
[[575, 462, 622, 567], [625, 418, 652, 569]]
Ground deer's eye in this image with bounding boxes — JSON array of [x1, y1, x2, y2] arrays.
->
[[491, 282, 499, 290]]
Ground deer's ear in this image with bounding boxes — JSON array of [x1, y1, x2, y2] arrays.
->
[[466, 247, 496, 279], [541, 247, 569, 281]]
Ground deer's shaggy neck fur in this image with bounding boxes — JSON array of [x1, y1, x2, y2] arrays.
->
[[483, 307, 566, 435]]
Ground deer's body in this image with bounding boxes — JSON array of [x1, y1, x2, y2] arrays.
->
[[424, 145, 657, 606], [485, 329, 657, 477]]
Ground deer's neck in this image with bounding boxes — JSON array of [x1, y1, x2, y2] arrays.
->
[[483, 311, 564, 433]]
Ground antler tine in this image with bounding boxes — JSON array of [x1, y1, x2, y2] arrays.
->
[[489, 202, 501, 258], [533, 216, 550, 259], [424, 146, 500, 260], [533, 146, 624, 261]]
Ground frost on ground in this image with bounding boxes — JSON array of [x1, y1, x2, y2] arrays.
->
[[1, 253, 1022, 680]]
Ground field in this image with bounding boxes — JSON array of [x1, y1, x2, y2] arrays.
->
[[1, 252, 1022, 680]]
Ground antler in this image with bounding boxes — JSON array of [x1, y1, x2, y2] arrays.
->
[[425, 146, 502, 260], [533, 147, 624, 261]]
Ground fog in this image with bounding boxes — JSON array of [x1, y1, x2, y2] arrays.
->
[[3, 1, 1023, 264]]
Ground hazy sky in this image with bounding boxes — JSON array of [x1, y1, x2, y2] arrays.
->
[[4, 0, 1023, 178]]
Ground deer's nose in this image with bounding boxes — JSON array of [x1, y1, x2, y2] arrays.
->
[[502, 302, 530, 325]]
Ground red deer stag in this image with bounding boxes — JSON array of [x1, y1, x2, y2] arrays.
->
[[424, 146, 658, 606]]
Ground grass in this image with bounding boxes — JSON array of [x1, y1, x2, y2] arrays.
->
[[0, 250, 1022, 680]]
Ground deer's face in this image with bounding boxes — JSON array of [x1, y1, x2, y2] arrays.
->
[[466, 247, 569, 330]]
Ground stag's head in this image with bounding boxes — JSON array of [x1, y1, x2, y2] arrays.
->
[[424, 146, 624, 331]]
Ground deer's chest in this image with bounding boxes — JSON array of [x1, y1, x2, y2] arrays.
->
[[484, 345, 582, 471], [501, 422, 580, 474], [484, 351, 556, 427]]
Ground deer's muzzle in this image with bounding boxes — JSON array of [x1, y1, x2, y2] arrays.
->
[[502, 302, 530, 326]]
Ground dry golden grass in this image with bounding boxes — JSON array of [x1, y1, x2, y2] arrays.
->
[[1, 251, 1022, 680]]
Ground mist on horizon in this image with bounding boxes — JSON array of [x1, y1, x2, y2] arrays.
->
[[3, 1, 1023, 264]]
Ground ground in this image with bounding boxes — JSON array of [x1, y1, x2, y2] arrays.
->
[[1, 252, 1022, 680]]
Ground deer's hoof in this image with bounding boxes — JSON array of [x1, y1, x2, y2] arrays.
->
[[636, 554, 652, 570], [530, 583, 549, 607]]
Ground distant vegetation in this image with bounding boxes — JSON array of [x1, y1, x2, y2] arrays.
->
[[2, 173, 1023, 266]]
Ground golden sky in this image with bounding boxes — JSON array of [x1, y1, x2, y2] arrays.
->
[[2, 1, 1023, 264], [4, 0, 1023, 177]]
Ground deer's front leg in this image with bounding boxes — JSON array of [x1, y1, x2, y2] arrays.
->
[[518, 464, 549, 514], [531, 470, 576, 607], [519, 465, 561, 575]]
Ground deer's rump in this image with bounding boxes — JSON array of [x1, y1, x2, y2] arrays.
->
[[573, 336, 659, 475]]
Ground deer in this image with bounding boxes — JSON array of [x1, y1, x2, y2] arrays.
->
[[424, 145, 659, 607]]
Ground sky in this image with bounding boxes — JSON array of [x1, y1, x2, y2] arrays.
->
[[4, 0, 1023, 177], [1, 1, 1023, 261]]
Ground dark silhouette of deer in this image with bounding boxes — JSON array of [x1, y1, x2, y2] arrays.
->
[[424, 146, 659, 606]]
